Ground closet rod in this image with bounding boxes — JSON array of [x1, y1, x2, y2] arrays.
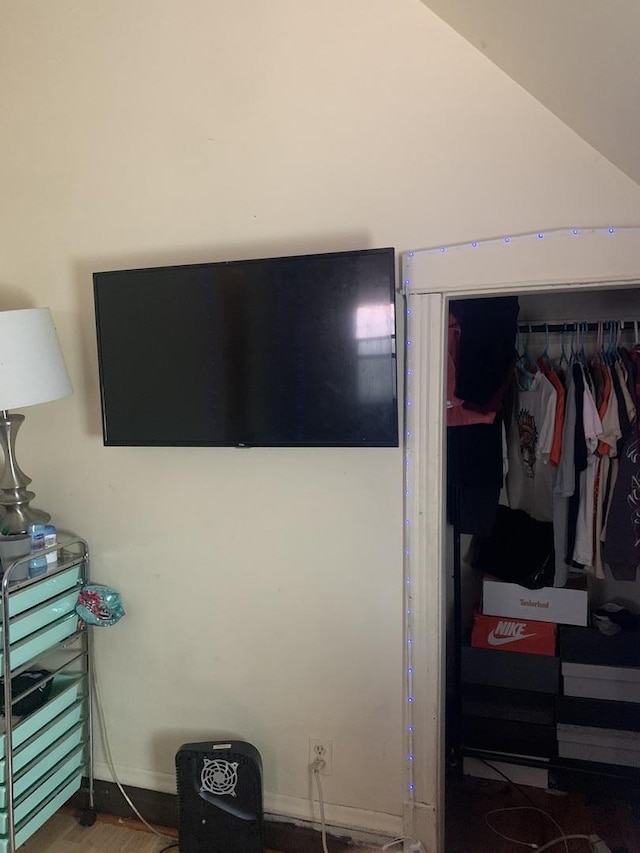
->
[[517, 320, 640, 334]]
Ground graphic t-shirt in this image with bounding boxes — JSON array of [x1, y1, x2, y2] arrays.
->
[[503, 371, 557, 522]]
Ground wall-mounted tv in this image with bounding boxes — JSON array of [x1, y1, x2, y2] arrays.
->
[[93, 247, 398, 447]]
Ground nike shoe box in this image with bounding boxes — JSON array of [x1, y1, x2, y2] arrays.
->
[[471, 612, 556, 656], [481, 575, 588, 626], [461, 646, 560, 694]]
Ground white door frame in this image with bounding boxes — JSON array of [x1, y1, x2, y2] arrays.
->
[[400, 226, 640, 852]]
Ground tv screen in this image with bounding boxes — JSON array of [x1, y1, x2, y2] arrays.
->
[[93, 247, 398, 447]]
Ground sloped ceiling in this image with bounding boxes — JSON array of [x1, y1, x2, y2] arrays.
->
[[420, 0, 640, 186]]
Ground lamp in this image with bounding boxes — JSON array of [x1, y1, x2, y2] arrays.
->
[[0, 308, 72, 533]]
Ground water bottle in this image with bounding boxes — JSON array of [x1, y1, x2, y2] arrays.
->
[[28, 523, 47, 577]]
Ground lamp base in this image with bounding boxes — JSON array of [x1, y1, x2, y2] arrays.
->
[[0, 412, 51, 535], [0, 504, 51, 536]]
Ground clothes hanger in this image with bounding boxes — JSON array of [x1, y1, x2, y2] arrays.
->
[[515, 326, 535, 390], [579, 321, 589, 366], [558, 325, 570, 371], [538, 323, 555, 371]]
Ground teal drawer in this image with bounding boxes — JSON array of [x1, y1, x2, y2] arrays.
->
[[0, 699, 85, 782], [1, 721, 86, 803], [5, 588, 80, 645], [0, 722, 85, 808], [0, 675, 84, 761], [0, 771, 82, 851], [1, 612, 78, 672], [2, 565, 82, 620], [0, 746, 86, 832]]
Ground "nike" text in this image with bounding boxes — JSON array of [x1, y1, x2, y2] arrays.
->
[[487, 620, 537, 646]]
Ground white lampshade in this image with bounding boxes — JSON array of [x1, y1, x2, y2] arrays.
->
[[0, 308, 72, 411]]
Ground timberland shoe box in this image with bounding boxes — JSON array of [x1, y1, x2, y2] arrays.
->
[[481, 575, 588, 626], [471, 612, 556, 656]]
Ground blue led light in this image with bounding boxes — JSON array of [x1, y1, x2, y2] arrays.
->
[[406, 308, 412, 315], [573, 229, 579, 235], [538, 233, 544, 239], [408, 696, 414, 702], [408, 726, 414, 732], [407, 667, 413, 674], [408, 783, 415, 791], [439, 247, 445, 253], [407, 368, 412, 375], [609, 228, 615, 234], [471, 241, 477, 248], [408, 251, 414, 257], [405, 489, 410, 496], [408, 754, 414, 761], [407, 340, 412, 346], [504, 236, 510, 243]]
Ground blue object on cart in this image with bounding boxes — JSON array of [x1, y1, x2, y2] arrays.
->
[[76, 584, 125, 626]]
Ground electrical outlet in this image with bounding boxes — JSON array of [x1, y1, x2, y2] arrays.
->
[[309, 736, 333, 775]]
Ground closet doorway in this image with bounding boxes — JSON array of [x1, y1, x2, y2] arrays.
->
[[400, 227, 640, 853]]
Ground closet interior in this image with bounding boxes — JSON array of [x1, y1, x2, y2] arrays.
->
[[445, 285, 640, 810]]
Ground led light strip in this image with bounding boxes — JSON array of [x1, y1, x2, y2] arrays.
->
[[403, 225, 633, 264], [402, 289, 416, 804]]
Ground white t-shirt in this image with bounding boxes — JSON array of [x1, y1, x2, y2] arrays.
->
[[504, 371, 557, 522]]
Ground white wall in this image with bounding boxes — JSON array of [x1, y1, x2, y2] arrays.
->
[[2, 0, 640, 839]]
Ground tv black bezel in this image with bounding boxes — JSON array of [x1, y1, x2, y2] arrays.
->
[[93, 247, 399, 448]]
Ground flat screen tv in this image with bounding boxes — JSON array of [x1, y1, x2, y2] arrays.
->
[[93, 247, 398, 447]]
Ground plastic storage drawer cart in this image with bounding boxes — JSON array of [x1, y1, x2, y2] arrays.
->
[[0, 535, 94, 852], [176, 740, 263, 853]]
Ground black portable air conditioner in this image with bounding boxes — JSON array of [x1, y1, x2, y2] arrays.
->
[[176, 740, 264, 853]]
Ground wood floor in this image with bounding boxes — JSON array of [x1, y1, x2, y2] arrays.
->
[[19, 810, 279, 852], [445, 774, 640, 853], [18, 786, 640, 852], [18, 809, 382, 852]]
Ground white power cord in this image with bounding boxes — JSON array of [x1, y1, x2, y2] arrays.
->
[[311, 758, 330, 853], [534, 835, 612, 852], [485, 806, 569, 852], [310, 760, 427, 853], [90, 643, 176, 842], [381, 839, 426, 852]]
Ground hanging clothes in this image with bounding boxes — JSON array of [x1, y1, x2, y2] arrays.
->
[[446, 298, 519, 535], [553, 367, 576, 587], [449, 296, 519, 413], [602, 345, 639, 579], [502, 369, 557, 523], [572, 365, 603, 568], [447, 314, 495, 427]]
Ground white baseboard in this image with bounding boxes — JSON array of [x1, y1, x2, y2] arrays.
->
[[93, 761, 403, 842]]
